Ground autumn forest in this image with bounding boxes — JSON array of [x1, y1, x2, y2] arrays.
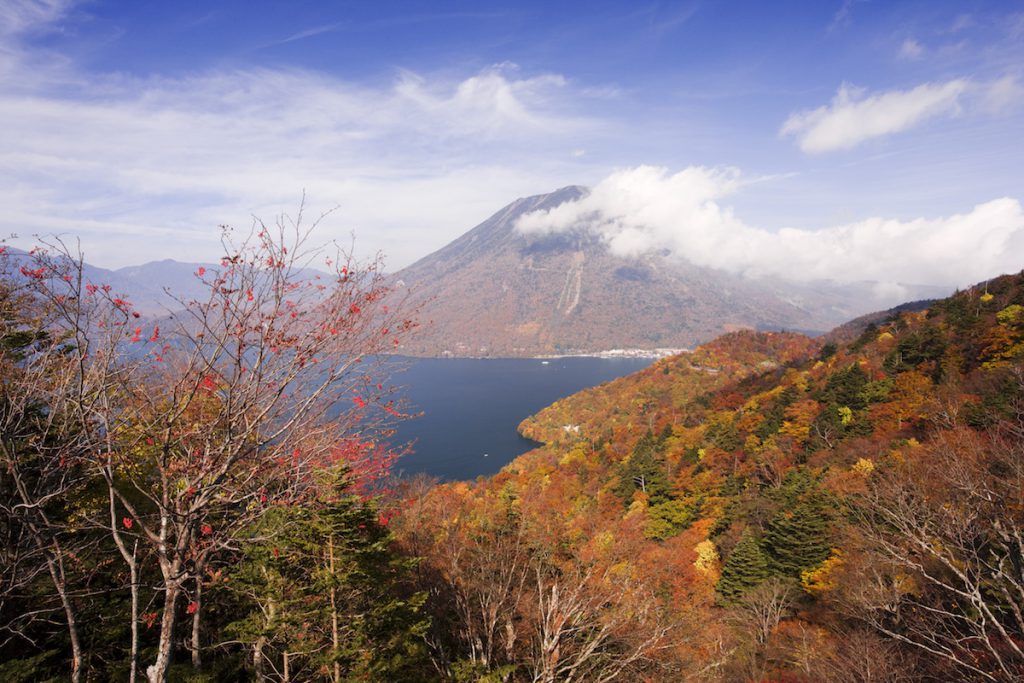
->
[[3, 224, 1024, 683]]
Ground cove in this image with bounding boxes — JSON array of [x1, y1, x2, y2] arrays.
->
[[386, 356, 655, 481]]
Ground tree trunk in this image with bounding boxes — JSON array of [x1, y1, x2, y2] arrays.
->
[[128, 542, 140, 683], [146, 578, 180, 683], [45, 552, 82, 683], [190, 572, 203, 671], [329, 535, 341, 683], [253, 636, 268, 681]]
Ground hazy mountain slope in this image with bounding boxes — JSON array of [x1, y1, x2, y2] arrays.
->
[[394, 187, 946, 357]]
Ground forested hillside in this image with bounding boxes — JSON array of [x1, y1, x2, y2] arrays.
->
[[394, 271, 1024, 682]]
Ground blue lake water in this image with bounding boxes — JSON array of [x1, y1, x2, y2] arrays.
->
[[384, 356, 654, 481]]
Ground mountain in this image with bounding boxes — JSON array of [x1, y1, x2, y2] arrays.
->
[[4, 249, 331, 317], [394, 187, 947, 357]]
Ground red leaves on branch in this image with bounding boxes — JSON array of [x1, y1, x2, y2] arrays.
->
[[143, 612, 159, 629], [122, 517, 133, 530], [197, 266, 206, 277], [349, 303, 361, 315], [19, 265, 46, 279], [352, 396, 366, 409], [201, 523, 213, 536], [186, 601, 199, 615], [130, 327, 142, 343], [150, 326, 160, 342], [200, 375, 218, 392]]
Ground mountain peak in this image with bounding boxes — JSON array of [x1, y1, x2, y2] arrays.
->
[[393, 188, 880, 357]]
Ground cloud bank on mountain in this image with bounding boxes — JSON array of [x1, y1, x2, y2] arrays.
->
[[516, 165, 1024, 291]]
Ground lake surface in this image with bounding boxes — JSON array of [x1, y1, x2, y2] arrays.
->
[[385, 356, 654, 481]]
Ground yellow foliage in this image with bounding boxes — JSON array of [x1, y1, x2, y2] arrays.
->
[[694, 539, 719, 574], [780, 420, 809, 442], [595, 530, 615, 553], [626, 497, 647, 518], [877, 331, 894, 341], [852, 458, 875, 475], [838, 405, 853, 425], [559, 443, 588, 466], [801, 550, 843, 595], [980, 292, 994, 302]]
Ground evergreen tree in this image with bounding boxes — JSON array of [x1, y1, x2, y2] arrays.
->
[[763, 489, 833, 577], [614, 431, 671, 506], [716, 530, 771, 603], [227, 470, 429, 681]]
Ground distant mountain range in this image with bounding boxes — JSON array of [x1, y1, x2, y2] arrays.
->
[[3, 247, 215, 315], [5, 187, 951, 357], [393, 187, 949, 357], [3, 249, 329, 317]]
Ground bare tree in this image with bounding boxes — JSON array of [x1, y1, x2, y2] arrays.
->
[[0, 252, 92, 682], [11, 207, 414, 683], [846, 384, 1024, 682], [527, 559, 676, 683], [724, 577, 793, 681]]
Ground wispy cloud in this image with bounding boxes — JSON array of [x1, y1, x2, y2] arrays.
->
[[827, 0, 864, 33], [516, 165, 1024, 292], [276, 22, 344, 46], [0, 33, 600, 267], [780, 80, 968, 153], [0, 0, 72, 36], [898, 38, 924, 60]]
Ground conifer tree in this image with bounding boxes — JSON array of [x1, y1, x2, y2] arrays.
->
[[763, 490, 832, 577], [614, 430, 671, 505], [717, 530, 771, 603]]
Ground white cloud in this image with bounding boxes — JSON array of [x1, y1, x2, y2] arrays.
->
[[781, 80, 967, 153], [981, 75, 1024, 113], [0, 40, 596, 267], [898, 38, 924, 60], [0, 0, 71, 37], [516, 165, 1024, 290]]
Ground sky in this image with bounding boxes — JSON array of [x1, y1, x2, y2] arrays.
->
[[0, 0, 1022, 290]]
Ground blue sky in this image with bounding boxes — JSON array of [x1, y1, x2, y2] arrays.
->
[[1, 0, 1022, 289]]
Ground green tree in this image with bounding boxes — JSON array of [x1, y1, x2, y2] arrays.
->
[[227, 470, 429, 682], [717, 530, 771, 604], [763, 487, 833, 578], [614, 431, 671, 505]]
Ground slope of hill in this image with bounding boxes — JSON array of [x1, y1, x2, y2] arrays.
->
[[395, 270, 1024, 681], [394, 187, 947, 357]]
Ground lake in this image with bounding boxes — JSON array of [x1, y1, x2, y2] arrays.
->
[[385, 356, 654, 481]]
